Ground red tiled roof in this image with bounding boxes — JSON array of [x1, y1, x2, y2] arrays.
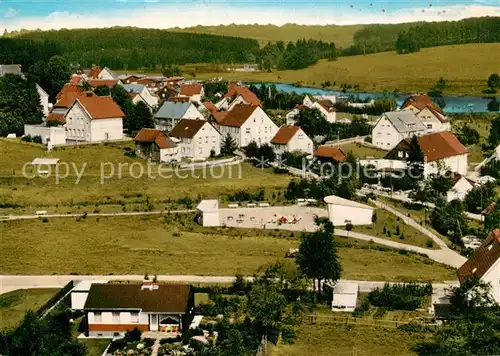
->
[[218, 104, 258, 127], [169, 119, 209, 139], [88, 65, 102, 79], [134, 128, 176, 149], [482, 202, 497, 215], [47, 113, 66, 124], [169, 97, 190, 103], [180, 84, 202, 96], [457, 229, 500, 283], [56, 84, 83, 101], [314, 146, 347, 162], [317, 100, 336, 113], [271, 125, 300, 145], [87, 79, 119, 88], [203, 101, 218, 115], [401, 94, 447, 122], [225, 83, 261, 106], [70, 75, 83, 85], [75, 92, 125, 120], [212, 111, 228, 124], [416, 131, 468, 162]]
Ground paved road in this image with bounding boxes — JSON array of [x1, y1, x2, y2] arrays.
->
[[0, 274, 459, 295]]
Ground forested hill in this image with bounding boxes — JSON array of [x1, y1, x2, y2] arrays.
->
[[14, 28, 259, 70]]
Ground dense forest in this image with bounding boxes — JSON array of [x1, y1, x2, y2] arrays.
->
[[257, 39, 337, 70], [12, 28, 259, 70], [0, 38, 59, 70]]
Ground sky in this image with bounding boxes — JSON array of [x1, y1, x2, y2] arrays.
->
[[0, 0, 499, 31]]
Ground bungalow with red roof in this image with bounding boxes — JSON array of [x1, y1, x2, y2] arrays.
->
[[314, 146, 347, 164], [457, 229, 500, 304], [211, 103, 278, 148], [64, 92, 124, 142], [82, 281, 194, 337], [386, 131, 469, 177], [168, 119, 221, 160], [271, 125, 313, 155], [134, 128, 179, 163], [178, 83, 204, 103], [400, 93, 450, 133]]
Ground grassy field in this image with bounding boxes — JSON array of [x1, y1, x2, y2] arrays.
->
[[450, 115, 493, 167], [339, 143, 387, 159], [270, 309, 428, 356], [79, 339, 110, 356], [169, 23, 364, 48], [0, 214, 456, 281], [0, 288, 60, 330], [194, 43, 500, 96], [0, 139, 290, 213]]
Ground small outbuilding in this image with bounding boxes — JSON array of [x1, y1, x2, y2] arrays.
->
[[324, 195, 374, 226], [196, 200, 220, 227], [331, 282, 359, 312]]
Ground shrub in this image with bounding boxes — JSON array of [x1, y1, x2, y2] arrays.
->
[[21, 135, 33, 142], [32, 135, 42, 144], [143, 338, 155, 347], [108, 338, 127, 353], [367, 283, 432, 310], [124, 327, 142, 342], [353, 298, 370, 317], [426, 239, 434, 248], [373, 307, 387, 318], [40, 217, 49, 223], [160, 335, 182, 344]]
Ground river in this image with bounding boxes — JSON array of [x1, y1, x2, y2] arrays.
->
[[264, 83, 495, 113]]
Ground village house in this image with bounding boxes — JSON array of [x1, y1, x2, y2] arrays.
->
[[128, 92, 150, 109], [70, 74, 84, 85], [457, 229, 500, 304], [324, 195, 375, 226], [310, 100, 336, 123], [202, 101, 218, 116], [118, 74, 143, 84], [154, 101, 204, 131], [211, 104, 278, 148], [168, 119, 221, 160], [446, 172, 476, 201], [134, 128, 179, 163], [121, 84, 159, 109], [271, 125, 314, 155], [82, 281, 194, 337], [36, 83, 50, 118], [285, 105, 307, 125], [84, 65, 115, 80], [400, 94, 450, 133], [87, 79, 121, 89], [216, 83, 261, 111], [64, 92, 124, 142], [137, 77, 163, 91], [313, 146, 347, 164], [385, 131, 469, 177], [47, 84, 84, 124], [157, 85, 179, 102], [178, 83, 204, 103], [372, 111, 426, 150]]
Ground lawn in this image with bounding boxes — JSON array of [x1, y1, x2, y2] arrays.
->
[[194, 43, 500, 96], [0, 214, 456, 282], [0, 288, 60, 330], [0, 139, 290, 214], [355, 208, 437, 249], [339, 142, 387, 159], [270, 310, 429, 356], [450, 115, 493, 167], [79, 339, 110, 356]]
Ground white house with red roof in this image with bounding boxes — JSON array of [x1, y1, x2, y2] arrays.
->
[[446, 173, 476, 202], [310, 100, 336, 123], [400, 94, 450, 133], [134, 128, 179, 163], [211, 104, 278, 148], [457, 229, 500, 304], [64, 92, 124, 142], [271, 125, 313, 155], [179, 84, 204, 104], [216, 83, 261, 111], [168, 119, 221, 160]]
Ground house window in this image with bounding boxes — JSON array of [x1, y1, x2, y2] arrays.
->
[[112, 312, 120, 322], [212, 136, 216, 143], [94, 312, 102, 323], [427, 124, 432, 129], [398, 151, 403, 158], [131, 312, 139, 323], [205, 136, 208, 143], [198, 147, 203, 154], [198, 137, 202, 144]]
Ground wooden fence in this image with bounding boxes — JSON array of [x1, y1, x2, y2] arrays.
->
[[307, 314, 436, 329]]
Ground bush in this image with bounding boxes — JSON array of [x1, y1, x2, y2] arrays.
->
[[108, 338, 127, 353], [160, 335, 182, 344], [352, 298, 370, 317], [21, 135, 32, 142], [143, 338, 155, 347], [32, 135, 42, 144], [367, 283, 432, 311], [124, 327, 142, 342], [426, 239, 434, 248]]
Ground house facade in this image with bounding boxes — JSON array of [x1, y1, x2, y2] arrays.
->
[[446, 173, 475, 202], [83, 282, 194, 337], [169, 119, 221, 160], [372, 111, 426, 150], [134, 128, 180, 163], [179, 84, 204, 103], [98, 67, 116, 80], [155, 101, 204, 131], [216, 84, 261, 111], [122, 84, 159, 109], [400, 94, 450, 133], [310, 101, 336, 123], [385, 131, 469, 177], [271, 125, 313, 155], [64, 92, 124, 142], [324, 195, 374, 226], [457, 229, 500, 304]]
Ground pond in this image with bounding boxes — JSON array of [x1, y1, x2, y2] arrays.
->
[[261, 83, 495, 113]]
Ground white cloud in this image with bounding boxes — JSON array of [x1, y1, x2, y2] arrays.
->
[[4, 7, 19, 18], [2, 4, 499, 31]]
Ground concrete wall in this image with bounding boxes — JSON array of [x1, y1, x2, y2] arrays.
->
[[90, 118, 124, 142], [327, 204, 374, 226], [71, 292, 89, 310], [424, 154, 468, 177], [24, 125, 66, 145]]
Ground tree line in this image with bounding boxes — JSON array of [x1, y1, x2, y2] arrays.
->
[[13, 28, 260, 70]]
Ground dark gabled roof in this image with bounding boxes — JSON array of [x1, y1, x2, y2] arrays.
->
[[457, 229, 500, 283], [169, 119, 209, 139], [134, 128, 177, 149], [84, 283, 192, 313]]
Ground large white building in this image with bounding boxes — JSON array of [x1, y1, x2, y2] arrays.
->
[[64, 92, 124, 142], [212, 104, 278, 148], [386, 131, 469, 177], [168, 119, 221, 161], [271, 125, 314, 155], [457, 229, 500, 304], [400, 94, 450, 133], [372, 111, 427, 151], [324, 195, 374, 226]]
